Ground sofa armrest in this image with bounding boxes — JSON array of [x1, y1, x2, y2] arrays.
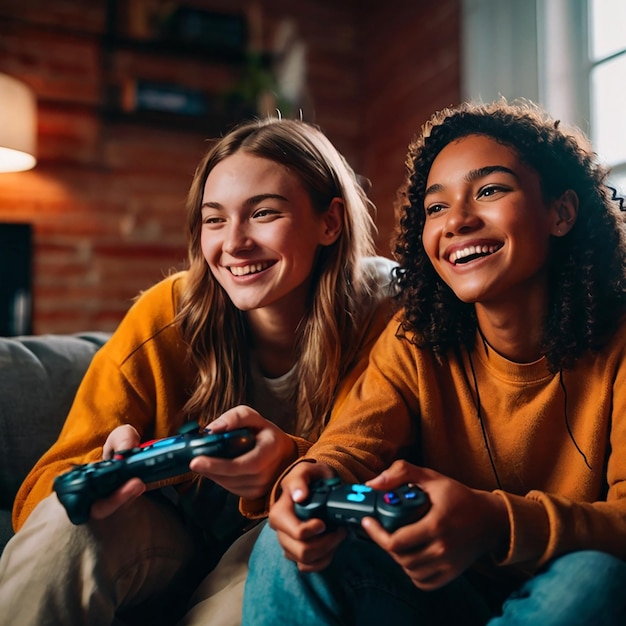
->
[[0, 332, 110, 511]]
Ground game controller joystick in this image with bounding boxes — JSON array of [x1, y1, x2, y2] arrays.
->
[[294, 477, 430, 533], [53, 422, 255, 525]]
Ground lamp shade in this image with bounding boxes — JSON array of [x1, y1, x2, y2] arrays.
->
[[0, 73, 37, 172]]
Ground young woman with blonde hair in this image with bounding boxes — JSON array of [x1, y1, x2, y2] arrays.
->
[[0, 117, 395, 625]]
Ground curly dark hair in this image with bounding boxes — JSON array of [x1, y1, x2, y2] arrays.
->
[[392, 99, 626, 372]]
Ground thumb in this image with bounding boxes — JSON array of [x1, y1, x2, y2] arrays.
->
[[366, 460, 427, 490], [103, 425, 140, 459], [208, 405, 264, 433]]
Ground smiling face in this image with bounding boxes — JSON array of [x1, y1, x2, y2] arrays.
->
[[200, 152, 341, 318], [421, 134, 563, 308]]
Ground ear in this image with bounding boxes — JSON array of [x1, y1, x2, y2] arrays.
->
[[550, 189, 578, 237], [320, 197, 344, 245]]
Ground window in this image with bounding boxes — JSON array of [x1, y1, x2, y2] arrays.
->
[[589, 0, 626, 193], [462, 0, 626, 194]]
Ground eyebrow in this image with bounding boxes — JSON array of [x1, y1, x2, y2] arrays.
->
[[201, 193, 290, 211], [424, 165, 519, 197]]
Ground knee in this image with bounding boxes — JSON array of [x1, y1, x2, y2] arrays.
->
[[550, 550, 626, 591], [497, 551, 626, 625], [13, 494, 79, 547]]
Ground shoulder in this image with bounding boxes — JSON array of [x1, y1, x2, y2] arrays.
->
[[595, 315, 626, 364], [360, 255, 397, 295], [101, 271, 189, 364], [131, 271, 188, 313]]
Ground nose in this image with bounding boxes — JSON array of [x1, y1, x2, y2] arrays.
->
[[443, 198, 481, 237], [223, 220, 255, 254]]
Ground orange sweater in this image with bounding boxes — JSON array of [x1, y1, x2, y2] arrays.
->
[[13, 269, 393, 530], [305, 313, 626, 577]]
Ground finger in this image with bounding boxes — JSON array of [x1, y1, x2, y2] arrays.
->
[[269, 497, 327, 537], [360, 516, 390, 545], [188, 453, 256, 476], [90, 478, 145, 519], [207, 406, 265, 433], [296, 556, 335, 572], [278, 527, 346, 568], [281, 545, 335, 572], [361, 519, 449, 591], [102, 425, 140, 460], [366, 460, 423, 490], [281, 462, 336, 503]]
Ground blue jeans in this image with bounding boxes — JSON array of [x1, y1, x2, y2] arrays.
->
[[242, 524, 626, 625]]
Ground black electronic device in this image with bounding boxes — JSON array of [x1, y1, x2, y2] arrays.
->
[[294, 477, 430, 533], [53, 422, 255, 524]]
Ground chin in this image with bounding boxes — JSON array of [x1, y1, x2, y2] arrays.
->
[[450, 289, 482, 304]]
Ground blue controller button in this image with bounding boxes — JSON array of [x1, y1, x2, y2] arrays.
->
[[151, 437, 178, 448], [347, 493, 366, 502]]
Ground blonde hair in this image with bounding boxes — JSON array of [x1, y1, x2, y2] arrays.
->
[[177, 118, 378, 439]]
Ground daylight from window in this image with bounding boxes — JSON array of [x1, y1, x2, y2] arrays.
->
[[589, 0, 626, 193]]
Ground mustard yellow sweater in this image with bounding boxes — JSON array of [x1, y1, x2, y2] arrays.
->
[[13, 269, 393, 530], [305, 313, 626, 577]]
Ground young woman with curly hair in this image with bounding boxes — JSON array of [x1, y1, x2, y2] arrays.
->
[[0, 118, 395, 625], [242, 100, 626, 625]]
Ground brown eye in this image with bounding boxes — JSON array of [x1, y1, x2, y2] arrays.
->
[[478, 185, 508, 198]]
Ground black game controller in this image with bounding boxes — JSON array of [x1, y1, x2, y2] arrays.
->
[[53, 422, 255, 525], [294, 477, 430, 533]]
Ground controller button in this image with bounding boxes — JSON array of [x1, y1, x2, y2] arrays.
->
[[91, 460, 115, 469], [149, 436, 179, 449], [351, 484, 372, 494], [404, 490, 419, 500], [114, 447, 141, 460], [383, 492, 401, 505], [347, 493, 366, 503]]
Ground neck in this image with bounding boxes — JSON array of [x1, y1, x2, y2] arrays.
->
[[246, 306, 304, 378], [475, 300, 545, 363]]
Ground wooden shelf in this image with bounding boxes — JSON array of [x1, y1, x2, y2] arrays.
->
[[101, 1, 267, 135]]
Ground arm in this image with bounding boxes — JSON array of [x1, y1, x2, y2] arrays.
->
[[12, 275, 194, 530], [300, 315, 420, 483]]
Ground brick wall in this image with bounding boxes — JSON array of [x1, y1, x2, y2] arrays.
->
[[0, 0, 460, 334]]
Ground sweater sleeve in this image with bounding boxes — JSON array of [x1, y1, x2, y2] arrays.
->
[[303, 317, 419, 483], [12, 274, 194, 530]]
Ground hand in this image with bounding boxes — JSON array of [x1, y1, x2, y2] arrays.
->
[[102, 424, 141, 460], [361, 460, 510, 591], [91, 424, 145, 520], [189, 405, 298, 500], [269, 461, 347, 572], [90, 478, 146, 520]]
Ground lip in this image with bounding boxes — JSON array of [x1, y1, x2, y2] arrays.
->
[[444, 240, 503, 265]]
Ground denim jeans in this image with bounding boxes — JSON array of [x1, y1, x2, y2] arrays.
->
[[242, 524, 626, 625]]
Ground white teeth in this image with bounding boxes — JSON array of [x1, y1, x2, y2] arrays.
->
[[229, 262, 271, 276], [450, 245, 500, 263]]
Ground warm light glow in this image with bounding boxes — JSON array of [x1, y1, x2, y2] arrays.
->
[[0, 73, 37, 172]]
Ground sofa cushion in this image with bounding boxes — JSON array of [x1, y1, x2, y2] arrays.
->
[[0, 332, 110, 511]]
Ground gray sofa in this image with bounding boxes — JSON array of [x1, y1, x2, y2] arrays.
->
[[0, 332, 110, 554]]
